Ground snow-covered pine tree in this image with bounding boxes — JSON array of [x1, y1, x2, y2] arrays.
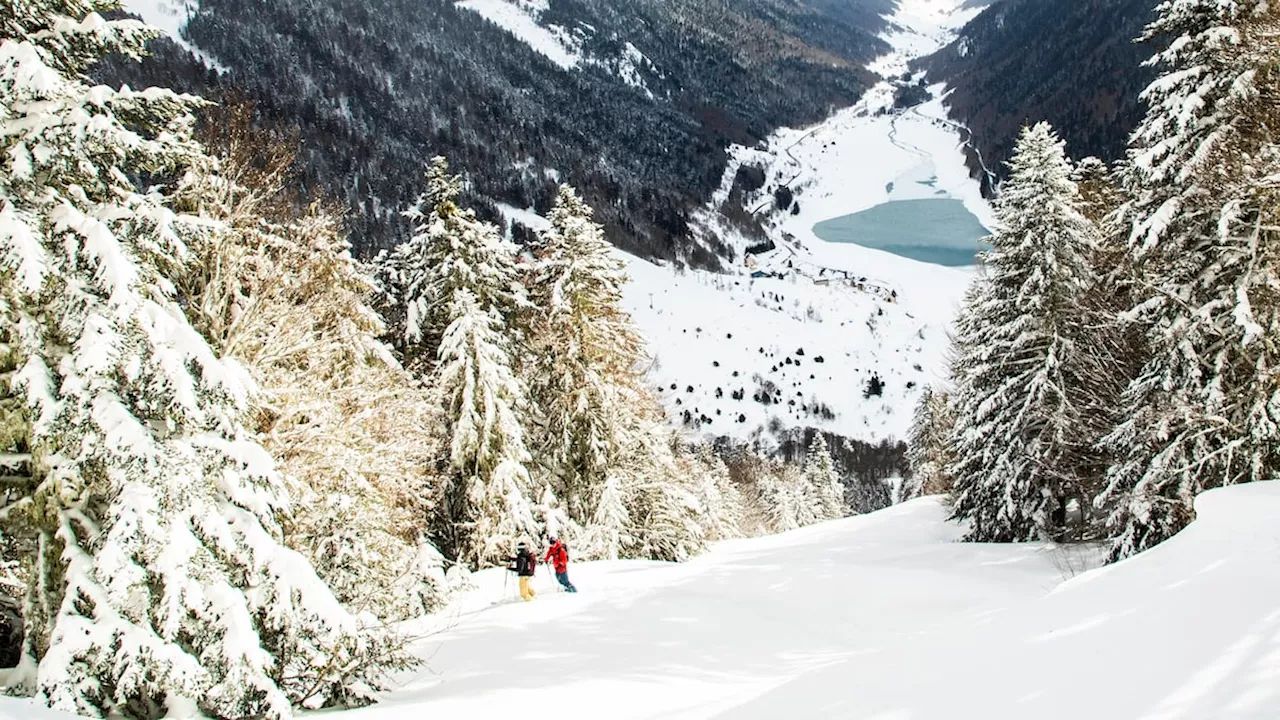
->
[[1099, 0, 1280, 559], [0, 2, 410, 715], [535, 484, 582, 547], [380, 157, 527, 373], [903, 386, 955, 500], [948, 122, 1099, 542], [1068, 157, 1140, 534], [692, 445, 745, 542], [581, 474, 633, 561], [434, 289, 540, 567], [528, 186, 648, 523], [803, 433, 846, 520], [625, 429, 708, 562], [758, 463, 802, 533]]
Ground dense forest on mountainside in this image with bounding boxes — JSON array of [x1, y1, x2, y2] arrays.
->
[[96, 0, 892, 264], [918, 0, 1159, 190]]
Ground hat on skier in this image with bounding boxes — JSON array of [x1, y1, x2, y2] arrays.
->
[[517, 541, 528, 549]]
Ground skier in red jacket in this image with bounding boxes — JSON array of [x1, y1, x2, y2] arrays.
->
[[543, 536, 577, 593]]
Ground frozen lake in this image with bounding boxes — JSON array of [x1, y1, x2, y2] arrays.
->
[[811, 197, 991, 267]]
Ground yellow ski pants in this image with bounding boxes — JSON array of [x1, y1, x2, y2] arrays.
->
[[519, 576, 536, 601]]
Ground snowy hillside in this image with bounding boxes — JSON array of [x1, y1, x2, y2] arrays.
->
[[454, 0, 582, 70], [454, 0, 658, 95], [121, 0, 225, 69], [607, 0, 990, 446], [615, 252, 960, 444], [122, 0, 197, 43], [6, 482, 1267, 719]]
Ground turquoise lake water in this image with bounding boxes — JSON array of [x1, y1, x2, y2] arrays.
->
[[812, 198, 991, 267]]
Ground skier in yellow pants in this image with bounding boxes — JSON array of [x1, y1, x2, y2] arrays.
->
[[508, 541, 537, 601]]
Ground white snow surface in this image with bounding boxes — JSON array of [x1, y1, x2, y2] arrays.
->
[[616, 250, 957, 444], [248, 480, 1280, 719], [15, 483, 1276, 719], [120, 0, 225, 71], [121, 0, 196, 46], [455, 0, 583, 70]]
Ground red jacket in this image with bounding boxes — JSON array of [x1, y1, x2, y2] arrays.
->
[[544, 541, 569, 573]]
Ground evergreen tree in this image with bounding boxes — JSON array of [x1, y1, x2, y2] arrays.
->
[[1099, 0, 1280, 559], [758, 464, 802, 533], [803, 433, 846, 520], [581, 474, 632, 561], [535, 484, 581, 547], [529, 186, 648, 523], [904, 387, 955, 500], [692, 446, 745, 542], [948, 122, 1099, 542], [0, 2, 408, 715], [1069, 157, 1138, 535], [434, 290, 540, 568], [625, 430, 708, 562], [381, 157, 527, 372]]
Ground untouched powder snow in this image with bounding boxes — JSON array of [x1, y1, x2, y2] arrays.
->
[[5, 484, 1277, 718]]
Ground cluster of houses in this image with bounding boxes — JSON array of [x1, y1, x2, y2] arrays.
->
[[744, 248, 898, 303]]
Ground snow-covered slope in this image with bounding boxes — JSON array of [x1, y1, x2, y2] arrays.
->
[[121, 0, 224, 69], [122, 0, 197, 45], [615, 251, 960, 444], [453, 0, 658, 95], [731, 483, 1280, 719], [454, 0, 582, 70], [9, 484, 1275, 719]]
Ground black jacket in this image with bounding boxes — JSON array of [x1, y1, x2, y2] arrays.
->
[[508, 550, 536, 577]]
